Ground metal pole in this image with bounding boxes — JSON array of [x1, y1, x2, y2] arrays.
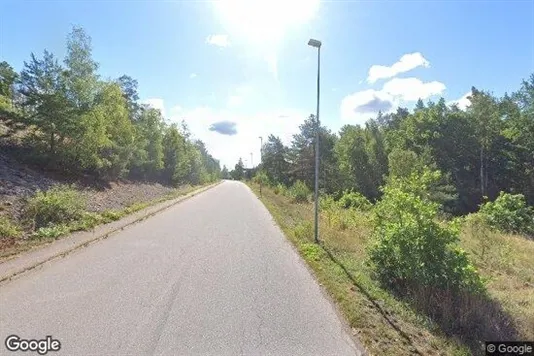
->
[[259, 136, 263, 197], [314, 46, 321, 244]]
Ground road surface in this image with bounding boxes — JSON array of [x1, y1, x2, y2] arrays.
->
[[0, 181, 363, 356]]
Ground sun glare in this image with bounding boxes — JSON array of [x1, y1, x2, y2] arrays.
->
[[215, 0, 319, 45]]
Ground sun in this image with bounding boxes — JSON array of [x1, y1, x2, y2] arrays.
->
[[215, 0, 320, 45]]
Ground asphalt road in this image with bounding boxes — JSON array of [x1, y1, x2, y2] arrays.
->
[[0, 181, 363, 356]]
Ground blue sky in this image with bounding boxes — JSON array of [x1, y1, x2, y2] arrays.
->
[[1, 0, 533, 168]]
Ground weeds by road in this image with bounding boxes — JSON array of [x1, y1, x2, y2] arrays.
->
[[248, 182, 534, 356]]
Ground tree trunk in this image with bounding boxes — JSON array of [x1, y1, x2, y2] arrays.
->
[[485, 155, 489, 195], [50, 131, 55, 155], [480, 146, 484, 197]]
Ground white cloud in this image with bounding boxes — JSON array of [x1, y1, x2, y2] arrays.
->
[[227, 95, 243, 108], [265, 53, 278, 79], [367, 52, 430, 83], [340, 78, 446, 124], [141, 98, 166, 117], [447, 91, 472, 110], [382, 77, 446, 101], [170, 105, 182, 115], [189, 73, 197, 79], [206, 34, 230, 47], [341, 90, 397, 125]]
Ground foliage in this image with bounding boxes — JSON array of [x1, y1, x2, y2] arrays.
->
[[368, 175, 485, 295], [479, 192, 534, 236], [101, 210, 124, 222], [337, 190, 372, 211], [2, 26, 220, 184], [231, 158, 245, 180], [289, 180, 311, 203], [273, 183, 287, 196], [335, 121, 386, 200], [32, 224, 70, 239], [0, 216, 21, 238], [25, 185, 87, 228], [262, 135, 290, 186], [237, 75, 534, 218], [252, 170, 269, 185], [293, 221, 314, 240]]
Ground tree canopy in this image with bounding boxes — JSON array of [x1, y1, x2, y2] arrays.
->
[[252, 75, 534, 215], [0, 26, 221, 186]]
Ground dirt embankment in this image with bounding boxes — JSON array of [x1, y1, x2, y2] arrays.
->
[[0, 150, 178, 220]]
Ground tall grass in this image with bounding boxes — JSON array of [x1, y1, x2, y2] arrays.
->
[[25, 184, 87, 229]]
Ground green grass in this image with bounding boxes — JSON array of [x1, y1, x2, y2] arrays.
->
[[0, 215, 22, 239], [247, 182, 534, 355]]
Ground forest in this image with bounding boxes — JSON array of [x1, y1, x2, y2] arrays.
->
[[241, 76, 534, 216], [0, 27, 221, 185]]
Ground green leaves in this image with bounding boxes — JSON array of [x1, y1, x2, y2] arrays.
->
[[479, 192, 534, 236], [368, 171, 485, 295], [290, 180, 311, 203], [25, 185, 87, 229], [5, 26, 221, 184]]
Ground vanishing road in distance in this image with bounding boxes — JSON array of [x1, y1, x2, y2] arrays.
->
[[0, 181, 363, 356]]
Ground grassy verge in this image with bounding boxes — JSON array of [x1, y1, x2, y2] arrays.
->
[[0, 182, 218, 260], [247, 182, 534, 356]]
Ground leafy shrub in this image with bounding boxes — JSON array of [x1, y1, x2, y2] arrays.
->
[[301, 243, 322, 261], [26, 185, 87, 229], [289, 180, 311, 203], [101, 210, 124, 222], [125, 202, 147, 214], [479, 192, 534, 236], [252, 170, 269, 185], [388, 168, 457, 211], [72, 212, 105, 231], [337, 190, 372, 211], [368, 176, 485, 295], [32, 224, 70, 239], [0, 216, 21, 238], [275, 183, 288, 196], [320, 194, 336, 210], [293, 221, 314, 241]]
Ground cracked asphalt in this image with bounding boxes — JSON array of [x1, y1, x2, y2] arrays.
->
[[0, 181, 363, 356]]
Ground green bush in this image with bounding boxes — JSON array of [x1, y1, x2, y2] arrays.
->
[[252, 170, 269, 185], [368, 176, 485, 295], [289, 180, 311, 203], [337, 190, 372, 211], [301, 243, 322, 261], [72, 211, 105, 231], [32, 224, 70, 239], [293, 221, 314, 241], [101, 210, 124, 222], [275, 183, 287, 196], [479, 192, 534, 236], [0, 215, 21, 238], [320, 194, 336, 210], [26, 185, 87, 229]]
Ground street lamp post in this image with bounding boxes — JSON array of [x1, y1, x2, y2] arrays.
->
[[259, 136, 263, 197], [308, 38, 321, 244]]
